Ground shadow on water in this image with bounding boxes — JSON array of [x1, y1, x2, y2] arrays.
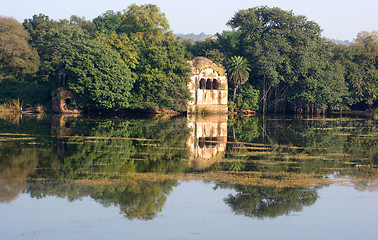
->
[[0, 113, 377, 219]]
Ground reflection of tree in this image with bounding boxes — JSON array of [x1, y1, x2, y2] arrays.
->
[[26, 180, 178, 220], [0, 142, 39, 202], [285, 118, 378, 179], [343, 120, 377, 165], [221, 185, 318, 219], [225, 117, 259, 171], [352, 176, 378, 192], [0, 117, 52, 136], [228, 117, 259, 143], [27, 183, 92, 201], [36, 117, 191, 181], [225, 117, 378, 188], [92, 180, 178, 220]]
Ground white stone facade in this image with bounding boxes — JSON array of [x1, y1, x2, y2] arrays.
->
[[188, 57, 228, 113]]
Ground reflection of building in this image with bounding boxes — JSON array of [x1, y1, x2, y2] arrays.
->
[[51, 115, 78, 159], [187, 115, 228, 170], [51, 115, 77, 137], [187, 57, 228, 113]]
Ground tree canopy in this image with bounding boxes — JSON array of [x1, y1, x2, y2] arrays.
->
[[23, 19, 134, 109], [0, 4, 376, 112], [115, 4, 191, 111], [63, 38, 134, 109], [17, 4, 191, 111], [0, 17, 39, 81], [184, 7, 377, 112]]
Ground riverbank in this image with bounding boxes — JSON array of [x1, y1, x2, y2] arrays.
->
[[1, 100, 377, 120]]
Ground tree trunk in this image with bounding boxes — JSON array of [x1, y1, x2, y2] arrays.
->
[[233, 87, 237, 103], [233, 85, 239, 104], [263, 74, 266, 115], [274, 86, 278, 113]]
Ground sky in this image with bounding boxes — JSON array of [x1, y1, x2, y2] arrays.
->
[[1, 0, 377, 41]]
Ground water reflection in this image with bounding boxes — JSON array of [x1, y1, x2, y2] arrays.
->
[[51, 115, 79, 159], [26, 180, 178, 220], [0, 114, 377, 221], [187, 115, 227, 170], [217, 184, 318, 218], [47, 117, 191, 178], [0, 142, 38, 202]]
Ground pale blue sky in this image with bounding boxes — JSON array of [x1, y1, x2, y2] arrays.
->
[[1, 0, 377, 41]]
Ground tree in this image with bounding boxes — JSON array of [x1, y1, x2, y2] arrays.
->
[[92, 10, 123, 34], [226, 56, 251, 102], [288, 40, 349, 113], [353, 31, 378, 62], [63, 38, 134, 109], [119, 4, 169, 34], [23, 14, 67, 82], [69, 15, 96, 36], [95, 32, 140, 70], [227, 6, 324, 113], [216, 30, 242, 59], [128, 32, 191, 111], [93, 4, 191, 111], [24, 18, 134, 109], [332, 32, 377, 109], [116, 4, 191, 111], [0, 17, 39, 81], [350, 31, 377, 107], [233, 84, 260, 111], [23, 14, 59, 46]]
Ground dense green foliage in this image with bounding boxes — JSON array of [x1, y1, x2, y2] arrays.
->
[[0, 4, 376, 112], [62, 37, 134, 109], [80, 4, 191, 111], [332, 32, 378, 108], [23, 20, 135, 109], [186, 7, 377, 113], [0, 17, 39, 81], [118, 4, 191, 111], [1, 5, 191, 111], [229, 83, 260, 111], [228, 7, 346, 113]]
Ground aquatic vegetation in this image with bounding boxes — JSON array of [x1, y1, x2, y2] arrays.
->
[[0, 115, 377, 202]]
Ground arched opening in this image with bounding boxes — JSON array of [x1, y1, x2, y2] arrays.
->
[[198, 137, 220, 148], [200, 78, 206, 89], [65, 98, 71, 105], [212, 79, 219, 90], [206, 79, 212, 90], [198, 138, 205, 148]]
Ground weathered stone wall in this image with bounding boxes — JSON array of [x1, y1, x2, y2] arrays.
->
[[51, 88, 80, 114], [188, 57, 228, 114]]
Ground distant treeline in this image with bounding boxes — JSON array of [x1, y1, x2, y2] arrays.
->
[[0, 4, 376, 113], [176, 33, 216, 42]]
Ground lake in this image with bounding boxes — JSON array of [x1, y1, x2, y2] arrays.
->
[[0, 113, 377, 240]]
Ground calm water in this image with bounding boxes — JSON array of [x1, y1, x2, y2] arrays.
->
[[0, 114, 377, 240]]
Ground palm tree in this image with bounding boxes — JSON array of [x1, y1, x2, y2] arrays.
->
[[226, 56, 251, 103]]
